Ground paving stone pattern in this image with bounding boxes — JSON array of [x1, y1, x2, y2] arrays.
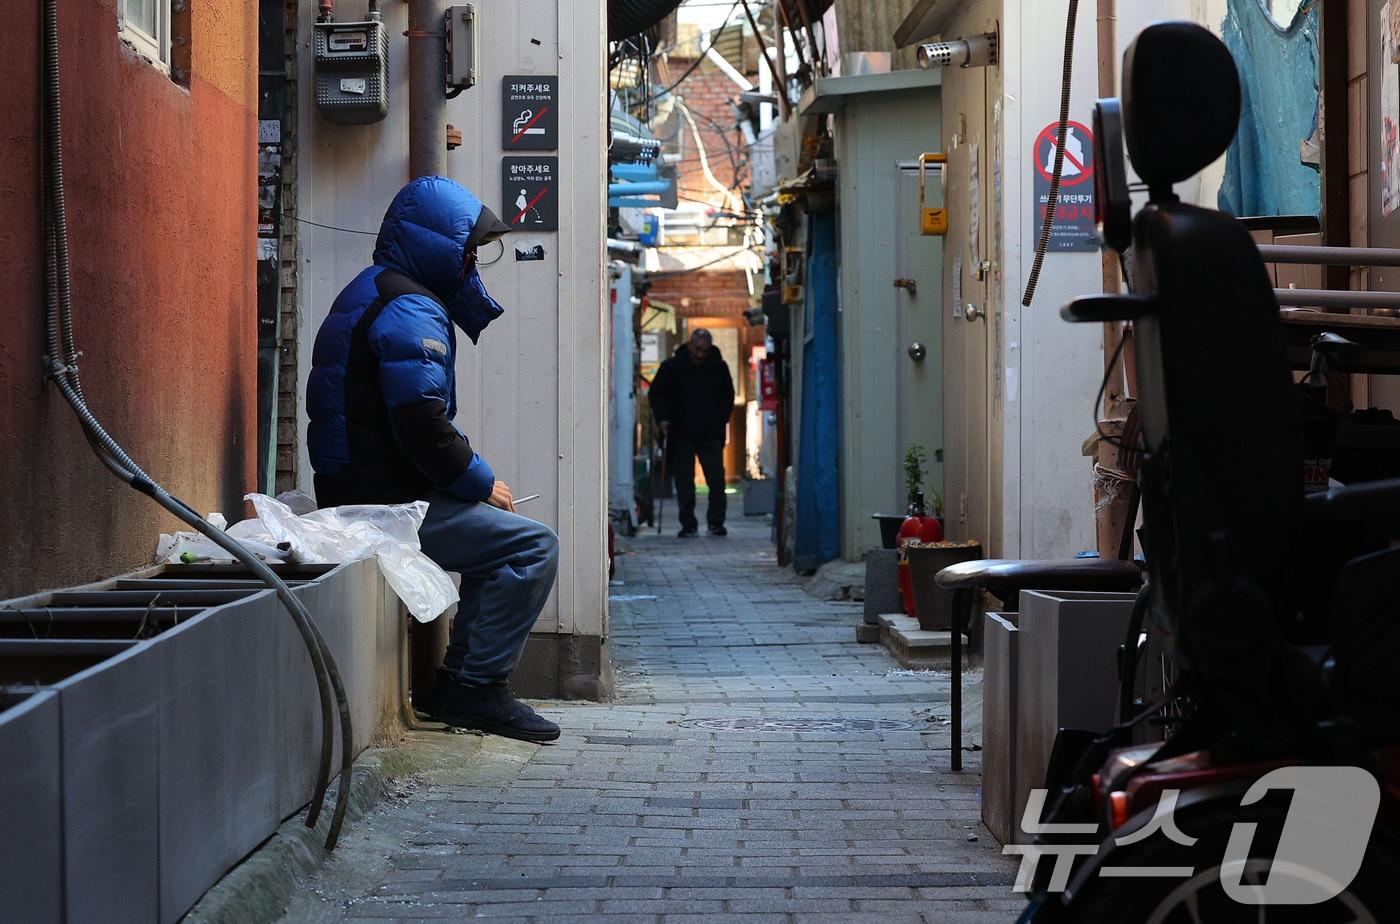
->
[[281, 516, 1022, 922]]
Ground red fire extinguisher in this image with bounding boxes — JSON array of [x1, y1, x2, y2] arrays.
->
[[897, 491, 944, 618]]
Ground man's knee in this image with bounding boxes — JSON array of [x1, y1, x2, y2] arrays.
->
[[524, 519, 560, 570]]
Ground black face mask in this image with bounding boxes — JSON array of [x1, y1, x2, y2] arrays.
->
[[448, 262, 505, 344]]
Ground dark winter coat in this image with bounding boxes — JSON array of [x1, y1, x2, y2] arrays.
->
[[649, 344, 736, 444], [306, 176, 505, 507]]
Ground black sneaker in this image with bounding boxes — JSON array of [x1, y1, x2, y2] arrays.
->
[[677, 526, 699, 538], [708, 525, 728, 537], [435, 681, 561, 743]]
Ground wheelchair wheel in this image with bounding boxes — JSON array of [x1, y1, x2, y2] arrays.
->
[[1061, 798, 1399, 923]]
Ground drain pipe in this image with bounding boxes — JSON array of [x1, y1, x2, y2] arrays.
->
[[40, 0, 353, 848], [408, 0, 447, 178]]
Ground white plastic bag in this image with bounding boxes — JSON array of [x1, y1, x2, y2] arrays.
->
[[155, 494, 457, 622], [241, 494, 457, 623]]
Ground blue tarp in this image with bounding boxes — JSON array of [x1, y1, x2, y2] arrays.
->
[[1218, 0, 1320, 217], [794, 214, 840, 572]]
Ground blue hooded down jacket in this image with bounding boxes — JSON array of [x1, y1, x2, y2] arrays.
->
[[307, 176, 505, 507]]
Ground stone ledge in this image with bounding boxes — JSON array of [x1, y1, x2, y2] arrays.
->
[[877, 613, 972, 670]]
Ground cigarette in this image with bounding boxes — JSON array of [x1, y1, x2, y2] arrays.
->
[[515, 493, 542, 504]]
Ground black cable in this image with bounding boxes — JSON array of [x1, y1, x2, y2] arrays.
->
[[295, 216, 379, 236], [649, 248, 758, 276], [1094, 331, 1128, 449], [40, 0, 353, 849], [1021, 0, 1080, 307], [639, 0, 743, 108]]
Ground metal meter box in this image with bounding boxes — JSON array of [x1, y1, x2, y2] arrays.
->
[[446, 5, 479, 94], [313, 20, 389, 125]]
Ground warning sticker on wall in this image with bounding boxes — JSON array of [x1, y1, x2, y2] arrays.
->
[[1032, 120, 1097, 252], [501, 157, 559, 231], [501, 75, 558, 150]]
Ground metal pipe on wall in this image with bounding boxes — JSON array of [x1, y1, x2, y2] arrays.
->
[[1258, 244, 1400, 267], [408, 0, 447, 179], [1276, 289, 1400, 309]]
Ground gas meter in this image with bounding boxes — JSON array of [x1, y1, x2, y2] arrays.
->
[[314, 20, 389, 124], [918, 153, 948, 236]]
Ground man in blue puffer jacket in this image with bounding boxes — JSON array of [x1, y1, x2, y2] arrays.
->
[[307, 176, 560, 743]]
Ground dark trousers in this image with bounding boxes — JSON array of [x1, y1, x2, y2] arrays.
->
[[670, 437, 726, 530]]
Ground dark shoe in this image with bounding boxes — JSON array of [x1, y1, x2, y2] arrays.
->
[[677, 526, 699, 538], [708, 525, 728, 537], [435, 681, 561, 743], [412, 668, 455, 718]]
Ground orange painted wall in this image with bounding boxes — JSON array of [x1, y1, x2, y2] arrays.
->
[[0, 0, 257, 598]]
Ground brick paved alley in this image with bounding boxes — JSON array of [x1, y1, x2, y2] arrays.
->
[[277, 516, 1022, 923]]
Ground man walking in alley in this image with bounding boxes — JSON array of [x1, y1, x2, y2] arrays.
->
[[306, 176, 561, 743], [649, 328, 736, 537]]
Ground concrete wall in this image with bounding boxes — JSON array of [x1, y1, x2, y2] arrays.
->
[[933, 0, 1226, 560], [292, 1, 609, 692], [0, 0, 258, 599]]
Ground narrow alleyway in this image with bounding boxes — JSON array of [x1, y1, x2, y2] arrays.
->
[[278, 516, 1021, 922]]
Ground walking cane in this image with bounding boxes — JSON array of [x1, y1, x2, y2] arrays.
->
[[656, 431, 668, 535]]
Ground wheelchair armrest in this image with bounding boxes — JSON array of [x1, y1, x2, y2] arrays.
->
[[1303, 476, 1400, 525], [1060, 293, 1157, 323]]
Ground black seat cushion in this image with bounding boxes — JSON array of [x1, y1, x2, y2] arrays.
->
[[933, 558, 1143, 598]]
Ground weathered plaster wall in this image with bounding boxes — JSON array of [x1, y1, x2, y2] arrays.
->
[[0, 0, 258, 599]]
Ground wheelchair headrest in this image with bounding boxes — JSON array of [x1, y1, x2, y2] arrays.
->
[[1122, 21, 1240, 193]]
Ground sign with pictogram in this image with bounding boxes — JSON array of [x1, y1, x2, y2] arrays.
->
[[502, 75, 558, 150], [1032, 120, 1097, 252], [502, 156, 559, 231]]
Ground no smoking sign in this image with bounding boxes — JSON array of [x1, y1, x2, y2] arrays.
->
[[1032, 120, 1097, 252]]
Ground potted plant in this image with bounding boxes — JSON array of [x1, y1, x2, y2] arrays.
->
[[897, 444, 944, 618]]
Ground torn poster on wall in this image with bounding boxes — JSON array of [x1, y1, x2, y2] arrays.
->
[[1384, 2, 1400, 218], [1391, 0, 1400, 63]]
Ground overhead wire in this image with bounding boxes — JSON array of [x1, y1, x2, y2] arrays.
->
[[638, 0, 744, 108], [648, 247, 762, 276], [296, 216, 380, 236]]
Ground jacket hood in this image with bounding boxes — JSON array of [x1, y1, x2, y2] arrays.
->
[[673, 343, 724, 365], [373, 176, 504, 340]]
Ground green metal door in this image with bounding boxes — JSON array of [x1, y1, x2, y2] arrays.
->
[[895, 166, 944, 510]]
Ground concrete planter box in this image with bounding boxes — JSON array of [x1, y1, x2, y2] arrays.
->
[[0, 689, 62, 924], [742, 478, 776, 515], [1013, 590, 1137, 841], [0, 558, 409, 922], [981, 612, 1019, 846], [862, 548, 900, 626]]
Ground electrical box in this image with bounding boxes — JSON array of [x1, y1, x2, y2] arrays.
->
[[446, 5, 479, 94], [638, 213, 663, 247], [314, 20, 389, 125]]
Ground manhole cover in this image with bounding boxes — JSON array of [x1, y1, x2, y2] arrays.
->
[[674, 716, 920, 732]]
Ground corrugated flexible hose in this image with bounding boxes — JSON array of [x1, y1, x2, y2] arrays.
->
[[1022, 0, 1080, 307], [39, 0, 353, 850]]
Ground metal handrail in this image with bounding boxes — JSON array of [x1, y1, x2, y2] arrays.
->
[[1274, 288, 1400, 310], [1257, 244, 1400, 267]]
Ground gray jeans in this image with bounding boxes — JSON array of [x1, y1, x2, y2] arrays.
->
[[417, 492, 560, 685]]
